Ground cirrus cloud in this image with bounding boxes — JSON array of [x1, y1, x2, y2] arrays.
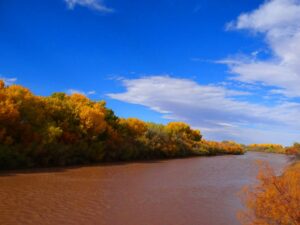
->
[[67, 88, 96, 96], [0, 76, 17, 85], [64, 0, 114, 13]]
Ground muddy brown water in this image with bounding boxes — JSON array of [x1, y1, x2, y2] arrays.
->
[[0, 152, 290, 225]]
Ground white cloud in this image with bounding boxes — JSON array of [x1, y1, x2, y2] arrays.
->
[[64, 0, 114, 13], [87, 90, 96, 95], [67, 89, 96, 96], [225, 0, 300, 97], [0, 76, 17, 85], [106, 0, 300, 145], [108, 76, 300, 145]]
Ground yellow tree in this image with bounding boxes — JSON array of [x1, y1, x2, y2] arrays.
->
[[239, 162, 300, 225], [119, 118, 147, 137], [0, 80, 4, 89], [79, 104, 107, 136], [166, 122, 202, 141]]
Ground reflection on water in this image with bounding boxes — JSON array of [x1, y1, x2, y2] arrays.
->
[[0, 152, 290, 225]]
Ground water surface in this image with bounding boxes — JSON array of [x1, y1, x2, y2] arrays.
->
[[0, 152, 290, 225]]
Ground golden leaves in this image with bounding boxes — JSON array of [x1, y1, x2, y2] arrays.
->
[[79, 105, 106, 135], [246, 144, 286, 154], [119, 118, 147, 136], [239, 162, 300, 225], [0, 80, 4, 89]]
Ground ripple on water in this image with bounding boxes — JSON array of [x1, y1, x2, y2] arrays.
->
[[0, 152, 290, 225]]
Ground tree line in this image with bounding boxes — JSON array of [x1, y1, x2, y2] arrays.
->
[[245, 143, 300, 155], [0, 80, 243, 170]]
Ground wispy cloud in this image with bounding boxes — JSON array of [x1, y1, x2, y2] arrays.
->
[[87, 90, 96, 95], [67, 88, 96, 96], [224, 0, 300, 98], [108, 76, 300, 145], [64, 0, 114, 13], [0, 76, 17, 85]]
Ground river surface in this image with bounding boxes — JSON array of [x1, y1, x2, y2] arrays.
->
[[0, 152, 290, 225]]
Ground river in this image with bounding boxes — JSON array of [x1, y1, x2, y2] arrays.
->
[[0, 152, 290, 225]]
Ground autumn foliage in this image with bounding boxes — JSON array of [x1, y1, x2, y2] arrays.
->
[[0, 81, 244, 169], [285, 143, 300, 156], [246, 143, 300, 157], [245, 144, 286, 154], [239, 161, 300, 225], [200, 140, 244, 155]]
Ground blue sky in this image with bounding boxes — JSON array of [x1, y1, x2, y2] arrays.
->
[[1, 0, 300, 145]]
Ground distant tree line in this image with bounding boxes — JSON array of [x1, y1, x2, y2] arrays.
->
[[0, 80, 244, 170], [245, 143, 300, 155]]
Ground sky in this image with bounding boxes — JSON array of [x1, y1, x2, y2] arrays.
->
[[1, 0, 300, 145]]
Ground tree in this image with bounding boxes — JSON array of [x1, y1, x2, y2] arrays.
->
[[239, 162, 300, 225], [79, 104, 107, 136], [0, 80, 4, 89], [286, 143, 300, 156], [119, 118, 147, 137]]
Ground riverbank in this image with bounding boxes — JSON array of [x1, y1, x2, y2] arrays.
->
[[0, 151, 244, 175]]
